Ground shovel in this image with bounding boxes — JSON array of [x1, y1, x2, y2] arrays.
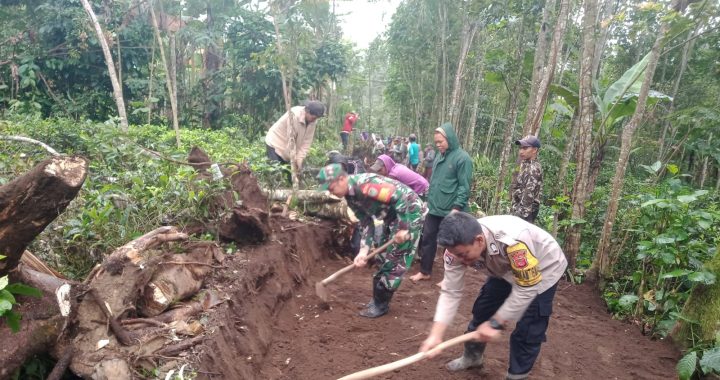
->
[[336, 332, 477, 379], [315, 239, 394, 303]]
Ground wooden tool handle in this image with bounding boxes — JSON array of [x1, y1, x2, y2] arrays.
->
[[321, 239, 394, 286], [337, 332, 476, 380]]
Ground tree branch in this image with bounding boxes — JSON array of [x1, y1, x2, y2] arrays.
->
[[0, 135, 60, 156]]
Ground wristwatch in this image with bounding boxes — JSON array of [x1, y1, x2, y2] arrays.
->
[[489, 318, 505, 331]]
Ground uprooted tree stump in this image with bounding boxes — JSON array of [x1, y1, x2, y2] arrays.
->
[[0, 155, 88, 276], [0, 147, 348, 379]]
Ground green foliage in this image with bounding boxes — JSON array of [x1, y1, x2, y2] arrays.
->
[[0, 257, 42, 333], [597, 163, 720, 376], [0, 116, 278, 279], [677, 350, 697, 380]]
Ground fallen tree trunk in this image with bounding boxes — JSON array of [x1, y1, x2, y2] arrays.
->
[[263, 189, 342, 203], [0, 155, 88, 275]]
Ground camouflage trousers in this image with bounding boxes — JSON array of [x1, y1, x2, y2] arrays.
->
[[374, 208, 425, 290]]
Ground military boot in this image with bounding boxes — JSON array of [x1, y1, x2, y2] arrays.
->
[[360, 276, 380, 310], [446, 341, 486, 372], [359, 277, 394, 318]]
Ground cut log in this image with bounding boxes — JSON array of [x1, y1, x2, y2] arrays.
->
[[0, 155, 88, 275]]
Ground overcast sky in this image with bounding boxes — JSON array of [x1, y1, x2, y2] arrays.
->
[[334, 0, 402, 49]]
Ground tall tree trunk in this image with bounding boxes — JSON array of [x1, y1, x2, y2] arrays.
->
[[594, 0, 680, 280], [439, 2, 449, 123], [522, 0, 554, 136], [147, 38, 155, 124], [699, 135, 712, 187], [270, 2, 299, 191], [553, 112, 578, 237], [464, 65, 483, 154], [149, 3, 181, 147], [592, 0, 618, 77], [483, 98, 500, 158], [79, 0, 128, 130], [491, 23, 526, 215], [449, 21, 478, 128], [526, 0, 570, 136], [658, 26, 696, 161], [563, 0, 598, 271], [202, 3, 221, 129], [170, 33, 178, 126]]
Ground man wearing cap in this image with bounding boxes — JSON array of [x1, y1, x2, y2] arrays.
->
[[370, 154, 429, 197], [410, 122, 473, 283], [510, 135, 543, 224], [265, 101, 326, 175], [341, 111, 359, 152], [418, 212, 567, 380], [317, 164, 425, 318]]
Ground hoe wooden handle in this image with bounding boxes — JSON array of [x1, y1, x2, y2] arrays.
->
[[337, 332, 477, 380], [320, 240, 394, 286]]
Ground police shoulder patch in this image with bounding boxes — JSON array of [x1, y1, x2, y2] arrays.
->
[[505, 242, 542, 287]]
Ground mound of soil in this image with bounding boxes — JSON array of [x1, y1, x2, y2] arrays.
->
[[192, 244, 679, 379]]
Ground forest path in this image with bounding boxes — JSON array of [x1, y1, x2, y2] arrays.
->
[[259, 258, 679, 379]]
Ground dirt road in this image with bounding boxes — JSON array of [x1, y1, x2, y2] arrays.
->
[[258, 258, 678, 379]]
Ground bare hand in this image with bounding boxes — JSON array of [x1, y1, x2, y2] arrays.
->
[[419, 335, 443, 358], [393, 230, 410, 244], [474, 321, 502, 342], [353, 248, 370, 268]]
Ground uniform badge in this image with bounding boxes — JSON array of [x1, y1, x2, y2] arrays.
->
[[360, 183, 395, 203], [489, 242, 499, 254], [443, 250, 455, 265], [509, 250, 528, 268]]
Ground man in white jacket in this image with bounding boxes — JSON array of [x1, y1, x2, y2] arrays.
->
[[419, 212, 567, 380], [265, 100, 325, 173]]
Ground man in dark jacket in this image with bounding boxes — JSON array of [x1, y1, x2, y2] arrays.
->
[[410, 122, 473, 282]]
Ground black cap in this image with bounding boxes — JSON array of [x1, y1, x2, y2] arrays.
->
[[305, 100, 326, 117]]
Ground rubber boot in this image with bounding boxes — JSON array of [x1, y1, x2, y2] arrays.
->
[[359, 277, 394, 318], [360, 276, 380, 310], [446, 341, 486, 372], [505, 372, 529, 380]]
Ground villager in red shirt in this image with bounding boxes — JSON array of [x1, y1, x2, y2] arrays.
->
[[341, 111, 358, 151]]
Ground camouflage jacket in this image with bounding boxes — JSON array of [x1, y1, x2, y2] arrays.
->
[[510, 159, 543, 219], [345, 173, 425, 247]]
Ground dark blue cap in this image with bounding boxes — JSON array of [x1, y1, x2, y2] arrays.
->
[[515, 135, 541, 148]]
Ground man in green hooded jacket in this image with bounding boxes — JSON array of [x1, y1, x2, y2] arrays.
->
[[410, 122, 473, 283]]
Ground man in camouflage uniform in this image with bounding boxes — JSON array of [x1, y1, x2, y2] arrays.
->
[[317, 163, 425, 318], [510, 135, 543, 224]]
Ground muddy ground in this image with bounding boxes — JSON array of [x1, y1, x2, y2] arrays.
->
[[191, 215, 679, 380]]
